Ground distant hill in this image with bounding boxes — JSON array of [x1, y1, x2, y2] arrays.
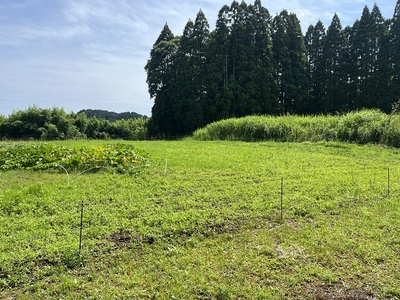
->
[[77, 109, 148, 122]]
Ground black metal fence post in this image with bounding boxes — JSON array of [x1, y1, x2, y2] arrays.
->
[[79, 200, 84, 255]]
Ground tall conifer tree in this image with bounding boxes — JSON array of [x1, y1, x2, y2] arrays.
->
[[305, 21, 326, 113], [350, 5, 384, 109], [272, 11, 291, 114], [206, 5, 232, 121], [145, 24, 180, 136], [323, 14, 347, 112], [251, 0, 278, 114], [174, 20, 195, 134], [376, 19, 392, 111], [389, 0, 400, 106], [287, 13, 308, 113], [367, 4, 386, 108], [187, 10, 210, 131], [272, 10, 307, 114]]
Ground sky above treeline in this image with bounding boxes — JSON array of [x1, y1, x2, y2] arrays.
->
[[0, 0, 396, 117]]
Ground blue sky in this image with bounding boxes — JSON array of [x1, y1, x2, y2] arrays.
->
[[0, 0, 396, 117]]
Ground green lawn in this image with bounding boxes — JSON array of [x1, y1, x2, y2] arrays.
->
[[0, 140, 399, 299]]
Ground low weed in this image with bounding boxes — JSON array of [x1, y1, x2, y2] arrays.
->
[[0, 143, 153, 174]]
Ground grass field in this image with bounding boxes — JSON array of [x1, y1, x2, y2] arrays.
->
[[0, 139, 399, 299]]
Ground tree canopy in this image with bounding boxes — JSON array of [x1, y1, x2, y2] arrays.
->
[[146, 0, 400, 137]]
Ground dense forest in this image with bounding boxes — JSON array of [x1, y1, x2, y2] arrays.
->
[[146, 0, 400, 137], [77, 109, 147, 122]]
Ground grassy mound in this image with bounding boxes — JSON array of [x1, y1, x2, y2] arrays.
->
[[0, 143, 152, 174], [193, 109, 400, 147]]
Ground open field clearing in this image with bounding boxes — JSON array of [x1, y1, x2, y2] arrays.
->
[[0, 140, 399, 299]]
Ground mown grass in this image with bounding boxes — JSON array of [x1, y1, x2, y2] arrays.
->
[[193, 109, 400, 148], [0, 140, 399, 299]]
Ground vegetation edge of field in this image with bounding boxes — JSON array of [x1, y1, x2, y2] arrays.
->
[[193, 109, 400, 148]]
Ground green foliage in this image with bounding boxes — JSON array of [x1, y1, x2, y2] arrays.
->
[[145, 24, 180, 137], [147, 2, 279, 137], [193, 109, 400, 147], [305, 21, 326, 113], [76, 109, 147, 121], [336, 110, 386, 143], [0, 106, 149, 141], [145, 1, 400, 137], [272, 10, 308, 114], [0, 143, 153, 174], [0, 140, 399, 299]]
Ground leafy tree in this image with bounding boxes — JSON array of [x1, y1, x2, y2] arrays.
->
[[109, 118, 148, 140], [84, 116, 111, 139], [74, 113, 88, 135], [49, 107, 79, 139], [0, 106, 50, 139]]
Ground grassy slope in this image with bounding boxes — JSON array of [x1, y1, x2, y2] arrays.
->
[[0, 140, 399, 299]]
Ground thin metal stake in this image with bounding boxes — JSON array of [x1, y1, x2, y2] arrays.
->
[[79, 200, 84, 255], [280, 177, 284, 222], [388, 168, 390, 198]]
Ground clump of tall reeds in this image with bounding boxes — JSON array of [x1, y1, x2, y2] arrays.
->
[[193, 109, 400, 148]]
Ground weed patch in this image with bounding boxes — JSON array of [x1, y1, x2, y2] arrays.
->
[[0, 143, 153, 174]]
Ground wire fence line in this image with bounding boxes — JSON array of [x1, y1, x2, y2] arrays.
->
[[0, 165, 399, 257]]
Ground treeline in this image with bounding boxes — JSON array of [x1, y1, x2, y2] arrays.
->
[[0, 106, 148, 140], [77, 109, 147, 122], [146, 0, 400, 137]]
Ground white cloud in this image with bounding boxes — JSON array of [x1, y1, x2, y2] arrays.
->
[[0, 0, 397, 117]]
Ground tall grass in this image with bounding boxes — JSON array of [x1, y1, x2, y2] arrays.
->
[[193, 109, 400, 147]]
